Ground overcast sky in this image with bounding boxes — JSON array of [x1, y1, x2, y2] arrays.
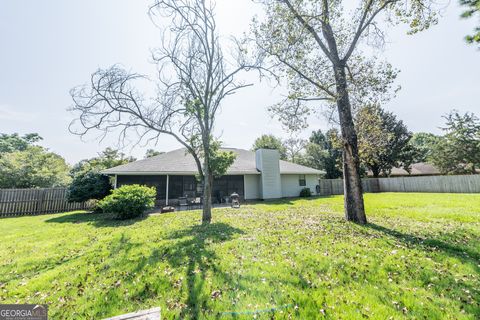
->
[[0, 0, 479, 164]]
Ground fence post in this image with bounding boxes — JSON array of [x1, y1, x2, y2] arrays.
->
[[36, 189, 45, 215]]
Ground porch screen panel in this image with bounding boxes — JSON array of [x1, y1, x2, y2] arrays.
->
[[212, 175, 244, 201], [168, 176, 184, 199], [116, 175, 166, 200]]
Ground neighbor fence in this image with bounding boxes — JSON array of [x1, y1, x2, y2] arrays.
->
[[318, 175, 480, 196], [0, 188, 94, 217]]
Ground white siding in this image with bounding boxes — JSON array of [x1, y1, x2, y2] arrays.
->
[[244, 174, 261, 200], [256, 149, 282, 199], [281, 174, 319, 198]]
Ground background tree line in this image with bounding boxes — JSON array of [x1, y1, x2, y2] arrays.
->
[[1, 107, 477, 196], [253, 108, 480, 178], [0, 135, 164, 201]]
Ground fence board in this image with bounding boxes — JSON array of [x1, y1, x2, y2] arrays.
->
[[0, 187, 94, 217], [318, 175, 480, 196]]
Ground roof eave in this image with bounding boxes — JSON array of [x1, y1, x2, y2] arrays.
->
[[102, 171, 261, 175]]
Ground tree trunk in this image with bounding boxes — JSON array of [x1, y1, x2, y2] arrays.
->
[[371, 165, 380, 178], [334, 64, 367, 224], [202, 173, 212, 224], [202, 139, 212, 224]]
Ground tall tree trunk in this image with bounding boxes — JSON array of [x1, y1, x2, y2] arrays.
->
[[202, 138, 212, 224], [202, 173, 212, 224], [334, 64, 367, 224]]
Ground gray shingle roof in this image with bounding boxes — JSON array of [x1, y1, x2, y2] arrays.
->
[[103, 148, 323, 175]]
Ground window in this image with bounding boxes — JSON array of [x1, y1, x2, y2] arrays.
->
[[299, 175, 306, 186]]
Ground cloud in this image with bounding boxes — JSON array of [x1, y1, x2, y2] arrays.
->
[[0, 104, 37, 123]]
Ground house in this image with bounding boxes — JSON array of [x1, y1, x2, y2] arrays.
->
[[103, 148, 323, 205], [366, 162, 441, 177]]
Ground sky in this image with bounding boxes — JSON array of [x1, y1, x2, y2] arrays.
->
[[0, 0, 479, 164]]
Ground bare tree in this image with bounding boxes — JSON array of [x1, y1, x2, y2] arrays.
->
[[253, 0, 438, 224], [70, 0, 260, 223]]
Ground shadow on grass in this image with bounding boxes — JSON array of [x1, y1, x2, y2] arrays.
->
[[161, 222, 245, 319], [366, 223, 480, 317], [367, 223, 480, 265], [44, 211, 147, 227]]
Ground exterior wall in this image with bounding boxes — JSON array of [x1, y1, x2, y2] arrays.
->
[[244, 174, 261, 200], [255, 149, 282, 199], [281, 174, 319, 198]]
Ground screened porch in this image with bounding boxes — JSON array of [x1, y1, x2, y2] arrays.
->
[[116, 174, 245, 206]]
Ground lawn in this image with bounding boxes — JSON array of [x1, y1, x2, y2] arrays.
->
[[0, 193, 479, 319]]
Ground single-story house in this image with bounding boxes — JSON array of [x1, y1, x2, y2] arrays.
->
[[103, 148, 323, 205]]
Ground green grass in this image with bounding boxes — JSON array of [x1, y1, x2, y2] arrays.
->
[[0, 193, 479, 319]]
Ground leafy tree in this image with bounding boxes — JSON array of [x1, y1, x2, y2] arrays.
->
[[304, 129, 343, 179], [283, 137, 308, 164], [71, 148, 135, 176], [253, 0, 439, 223], [208, 140, 237, 178], [0, 146, 71, 188], [145, 149, 164, 158], [68, 148, 135, 202], [356, 105, 414, 177], [0, 133, 42, 153], [431, 111, 480, 174], [460, 0, 480, 45], [252, 134, 288, 160], [70, 0, 260, 223], [409, 132, 442, 163], [67, 172, 112, 203]]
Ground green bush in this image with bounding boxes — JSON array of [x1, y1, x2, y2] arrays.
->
[[98, 184, 156, 220], [67, 171, 112, 203], [299, 187, 312, 197]]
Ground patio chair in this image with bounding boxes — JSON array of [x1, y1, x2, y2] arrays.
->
[[191, 197, 202, 209], [230, 192, 240, 208], [178, 197, 189, 211]]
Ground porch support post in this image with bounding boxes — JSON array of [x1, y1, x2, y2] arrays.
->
[[166, 174, 169, 205], [114, 174, 118, 189]]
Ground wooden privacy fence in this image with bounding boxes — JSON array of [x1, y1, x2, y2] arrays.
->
[[318, 175, 480, 196], [0, 188, 94, 217]]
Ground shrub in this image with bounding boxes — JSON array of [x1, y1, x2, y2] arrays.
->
[[98, 184, 156, 220], [67, 171, 112, 203], [299, 187, 312, 197]]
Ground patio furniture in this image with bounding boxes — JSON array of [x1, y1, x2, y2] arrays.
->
[[161, 206, 175, 213], [178, 197, 189, 211], [230, 192, 240, 208], [190, 197, 202, 209]]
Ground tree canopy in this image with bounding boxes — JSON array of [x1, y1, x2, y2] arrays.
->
[[0, 146, 71, 188], [145, 149, 164, 158], [0, 133, 42, 153], [251, 134, 288, 160], [304, 129, 343, 179], [356, 105, 415, 177], [68, 148, 136, 202], [409, 132, 442, 163], [71, 148, 135, 176], [460, 0, 480, 45], [431, 111, 480, 174]]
